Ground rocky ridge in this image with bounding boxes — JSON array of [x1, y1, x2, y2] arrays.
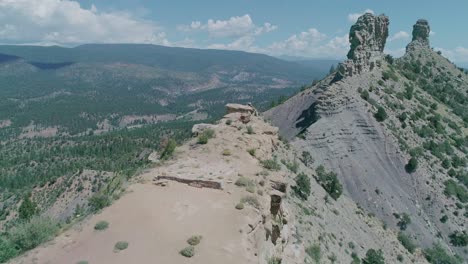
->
[[266, 13, 467, 262], [334, 13, 389, 80]]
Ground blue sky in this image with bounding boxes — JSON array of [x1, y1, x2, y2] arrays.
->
[[1, 0, 467, 64]]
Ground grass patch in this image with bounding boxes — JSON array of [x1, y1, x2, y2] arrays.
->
[[187, 235, 203, 246], [316, 165, 342, 200], [159, 138, 177, 160], [247, 148, 256, 157], [267, 256, 282, 264], [197, 129, 215, 144], [114, 241, 129, 252], [235, 203, 244, 210], [292, 173, 311, 200], [240, 195, 260, 209], [398, 232, 416, 253], [179, 246, 195, 258], [235, 177, 254, 187], [8, 216, 59, 251], [424, 243, 463, 264], [305, 244, 321, 263], [444, 179, 468, 203], [94, 220, 109, 231], [260, 159, 281, 171]]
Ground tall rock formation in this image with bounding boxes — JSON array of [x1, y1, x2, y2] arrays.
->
[[406, 19, 431, 52], [334, 13, 389, 81], [267, 13, 467, 260]]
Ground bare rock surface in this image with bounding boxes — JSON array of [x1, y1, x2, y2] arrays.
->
[[266, 14, 467, 260], [10, 104, 425, 264]]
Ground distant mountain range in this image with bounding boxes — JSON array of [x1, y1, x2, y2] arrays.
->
[[0, 44, 338, 137]]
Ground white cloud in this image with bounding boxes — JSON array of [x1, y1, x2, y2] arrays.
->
[[266, 29, 349, 59], [435, 46, 468, 63], [178, 14, 277, 38], [388, 31, 410, 41], [268, 28, 326, 53], [208, 36, 258, 51], [348, 9, 374, 23], [0, 0, 170, 45]]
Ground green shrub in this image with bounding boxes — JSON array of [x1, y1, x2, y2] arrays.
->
[[88, 193, 111, 212], [246, 126, 254, 134], [360, 90, 370, 101], [179, 246, 195, 258], [9, 216, 59, 251], [424, 243, 463, 264], [301, 151, 314, 167], [397, 254, 404, 262], [362, 249, 384, 264], [246, 185, 256, 193], [187, 235, 202, 246], [405, 157, 418, 173], [94, 220, 109, 231], [197, 129, 215, 144], [374, 107, 388, 122], [444, 180, 468, 203], [76, 261, 89, 264], [305, 244, 321, 263], [114, 241, 129, 251], [397, 213, 411, 231], [18, 194, 38, 220], [382, 70, 398, 81], [0, 237, 17, 263], [448, 231, 467, 247], [316, 165, 343, 200], [441, 158, 451, 169], [398, 232, 416, 253], [235, 203, 244, 210], [440, 215, 448, 223], [159, 139, 177, 160], [351, 252, 361, 264], [404, 84, 414, 100], [240, 196, 260, 209], [247, 148, 256, 157], [284, 160, 299, 173], [225, 119, 232, 125], [260, 159, 281, 171], [267, 256, 282, 264], [235, 177, 254, 187], [292, 173, 311, 200]]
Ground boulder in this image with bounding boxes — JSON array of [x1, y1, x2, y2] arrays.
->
[[191, 123, 217, 136], [333, 13, 389, 81], [226, 103, 256, 114], [406, 19, 431, 52]]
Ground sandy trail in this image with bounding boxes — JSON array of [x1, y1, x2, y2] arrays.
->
[[13, 182, 256, 264]]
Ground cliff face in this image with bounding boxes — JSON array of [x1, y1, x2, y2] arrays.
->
[[266, 14, 467, 260], [334, 13, 389, 80], [406, 19, 431, 52]]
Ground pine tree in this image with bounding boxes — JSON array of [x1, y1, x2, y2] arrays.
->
[[18, 194, 38, 220]]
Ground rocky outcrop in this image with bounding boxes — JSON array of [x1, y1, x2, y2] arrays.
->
[[226, 103, 257, 115], [334, 13, 389, 81], [191, 123, 217, 136], [406, 19, 431, 52]]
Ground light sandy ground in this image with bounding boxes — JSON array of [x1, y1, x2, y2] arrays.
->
[[12, 182, 259, 264], [10, 111, 429, 264], [11, 113, 279, 264]]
